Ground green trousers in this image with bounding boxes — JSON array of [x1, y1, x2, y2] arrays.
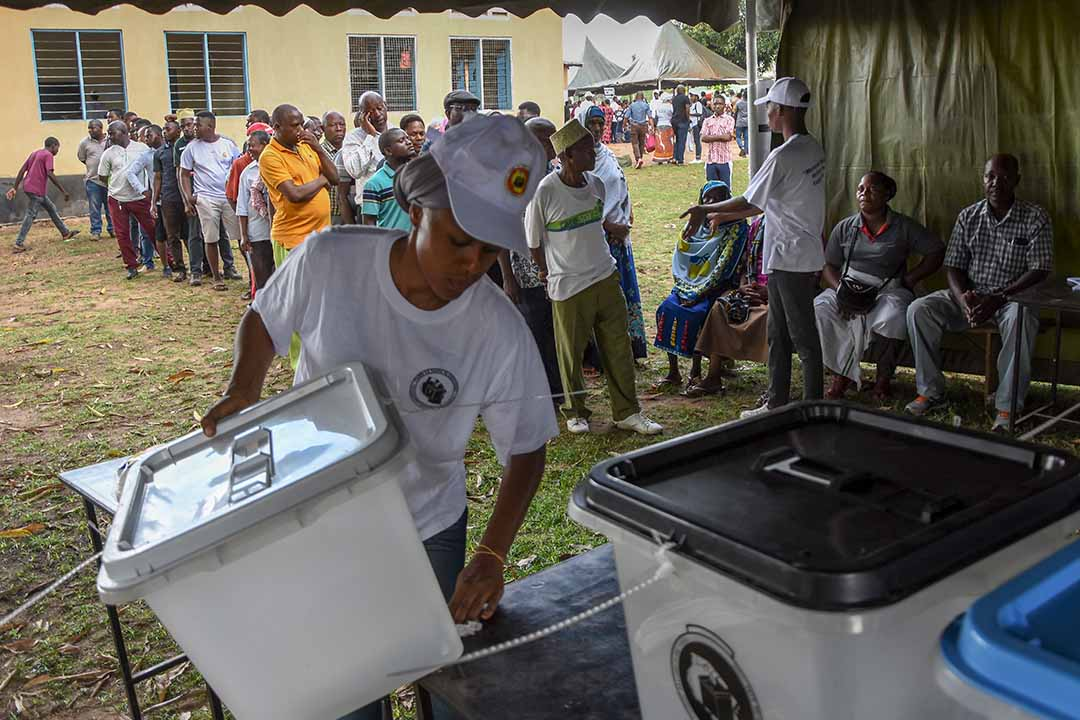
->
[[272, 241, 301, 370], [551, 272, 640, 422]]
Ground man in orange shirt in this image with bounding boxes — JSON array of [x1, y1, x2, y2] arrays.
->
[[259, 103, 339, 366]]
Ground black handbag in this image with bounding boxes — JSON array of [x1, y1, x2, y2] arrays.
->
[[835, 232, 904, 316]]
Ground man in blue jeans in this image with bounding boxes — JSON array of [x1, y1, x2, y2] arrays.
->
[[78, 120, 113, 240], [735, 90, 750, 157], [671, 85, 692, 165], [7, 137, 79, 252]]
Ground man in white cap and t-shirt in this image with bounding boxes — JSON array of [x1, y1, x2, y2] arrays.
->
[[200, 115, 560, 720], [680, 77, 827, 417]]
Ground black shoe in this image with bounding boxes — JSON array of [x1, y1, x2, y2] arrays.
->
[[125, 268, 140, 280], [223, 268, 243, 281], [173, 270, 187, 283]]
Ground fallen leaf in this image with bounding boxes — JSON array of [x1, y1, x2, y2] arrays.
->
[[209, 346, 228, 354], [58, 644, 81, 656], [515, 555, 537, 569], [192, 408, 203, 422], [27, 339, 53, 346], [167, 370, 196, 383], [13, 693, 25, 713], [23, 674, 53, 688], [133, 357, 153, 362], [1, 639, 37, 654], [0, 523, 46, 539], [1, 400, 23, 409]]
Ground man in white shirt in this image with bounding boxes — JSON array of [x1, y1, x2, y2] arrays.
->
[[200, 116, 559, 720], [97, 121, 155, 280], [526, 119, 662, 437], [179, 110, 242, 290], [336, 91, 387, 224], [573, 92, 596, 126], [681, 77, 827, 417], [235, 129, 275, 293]]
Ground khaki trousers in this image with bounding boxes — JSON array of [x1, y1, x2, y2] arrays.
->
[[551, 272, 640, 421]]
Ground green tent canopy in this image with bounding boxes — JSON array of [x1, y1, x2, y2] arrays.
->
[[567, 38, 625, 93], [609, 21, 747, 93]]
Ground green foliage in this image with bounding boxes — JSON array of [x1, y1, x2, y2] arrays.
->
[[680, 0, 781, 76]]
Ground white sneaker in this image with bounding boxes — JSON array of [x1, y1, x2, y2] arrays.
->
[[566, 417, 590, 434], [739, 403, 771, 419], [615, 413, 663, 435]]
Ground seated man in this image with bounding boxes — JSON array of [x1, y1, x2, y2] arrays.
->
[[815, 171, 944, 401], [905, 154, 1053, 430]]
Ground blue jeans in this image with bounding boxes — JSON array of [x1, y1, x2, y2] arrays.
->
[[85, 180, 112, 236], [15, 193, 70, 246], [673, 121, 690, 164], [736, 126, 749, 154], [338, 510, 467, 720], [706, 162, 732, 188], [131, 214, 155, 268], [691, 123, 702, 160]]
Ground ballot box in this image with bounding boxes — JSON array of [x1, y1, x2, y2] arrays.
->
[[568, 402, 1080, 720], [98, 364, 462, 720]]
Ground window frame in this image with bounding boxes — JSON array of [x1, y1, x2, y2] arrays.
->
[[163, 30, 250, 117], [29, 28, 128, 122], [346, 33, 419, 113], [447, 36, 513, 111]]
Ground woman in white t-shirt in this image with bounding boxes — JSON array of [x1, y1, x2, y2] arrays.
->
[[201, 116, 558, 720]]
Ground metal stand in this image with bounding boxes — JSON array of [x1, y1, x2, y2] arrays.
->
[[82, 499, 225, 720]]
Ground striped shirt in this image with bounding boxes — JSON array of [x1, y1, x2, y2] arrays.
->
[[361, 164, 411, 232]]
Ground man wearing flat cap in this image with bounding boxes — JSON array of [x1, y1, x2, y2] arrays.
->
[[423, 89, 481, 152], [202, 117, 558, 720]]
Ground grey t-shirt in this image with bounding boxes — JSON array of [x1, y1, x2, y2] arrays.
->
[[77, 136, 107, 185], [735, 99, 749, 128], [826, 210, 943, 279]]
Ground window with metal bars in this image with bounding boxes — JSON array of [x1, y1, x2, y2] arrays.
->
[[450, 38, 512, 110], [165, 32, 249, 116], [31, 30, 126, 121], [348, 35, 417, 113]]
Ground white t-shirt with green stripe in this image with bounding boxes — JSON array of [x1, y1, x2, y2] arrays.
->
[[524, 172, 616, 302]]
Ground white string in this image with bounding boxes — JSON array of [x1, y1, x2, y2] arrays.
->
[[0, 551, 102, 629], [389, 540, 678, 677]]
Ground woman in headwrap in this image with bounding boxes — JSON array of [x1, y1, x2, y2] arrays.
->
[[688, 215, 770, 398], [584, 106, 649, 360], [200, 116, 559, 720], [815, 171, 944, 400], [653, 180, 749, 392]]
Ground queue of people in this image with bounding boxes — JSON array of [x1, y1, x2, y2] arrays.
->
[[568, 86, 747, 171]]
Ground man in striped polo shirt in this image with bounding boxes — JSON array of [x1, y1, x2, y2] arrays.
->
[[361, 128, 415, 232]]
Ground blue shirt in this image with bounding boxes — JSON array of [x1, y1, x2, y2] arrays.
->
[[362, 164, 412, 233], [627, 100, 650, 124]]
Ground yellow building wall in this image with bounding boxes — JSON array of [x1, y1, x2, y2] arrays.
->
[[1, 5, 564, 176]]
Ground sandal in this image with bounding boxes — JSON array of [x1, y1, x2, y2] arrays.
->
[[682, 382, 723, 398], [213, 281, 227, 292], [652, 377, 682, 391]]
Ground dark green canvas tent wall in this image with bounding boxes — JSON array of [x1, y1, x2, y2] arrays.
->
[[778, 0, 1080, 380]]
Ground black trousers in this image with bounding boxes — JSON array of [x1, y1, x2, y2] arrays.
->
[[516, 286, 563, 399]]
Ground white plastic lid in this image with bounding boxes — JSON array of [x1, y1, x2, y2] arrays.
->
[[102, 364, 404, 583]]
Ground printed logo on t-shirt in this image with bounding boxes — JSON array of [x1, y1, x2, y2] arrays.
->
[[409, 368, 460, 408], [545, 200, 603, 233]]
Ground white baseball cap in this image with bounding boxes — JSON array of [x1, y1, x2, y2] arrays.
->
[[429, 114, 547, 255], [754, 76, 812, 108]]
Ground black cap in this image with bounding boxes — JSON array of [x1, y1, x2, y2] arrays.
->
[[443, 89, 481, 109]]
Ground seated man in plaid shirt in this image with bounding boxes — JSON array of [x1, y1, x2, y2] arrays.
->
[[905, 154, 1053, 431]]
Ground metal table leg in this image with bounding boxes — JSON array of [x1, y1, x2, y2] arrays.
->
[[1009, 306, 1024, 434], [1052, 309, 1063, 406], [415, 685, 434, 720], [208, 685, 226, 720], [83, 499, 142, 720]]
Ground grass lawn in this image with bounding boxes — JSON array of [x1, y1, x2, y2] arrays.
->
[[1, 150, 1077, 718]]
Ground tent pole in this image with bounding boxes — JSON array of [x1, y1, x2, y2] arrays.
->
[[745, 0, 763, 177]]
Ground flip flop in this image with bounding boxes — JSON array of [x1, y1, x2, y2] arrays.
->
[[682, 383, 723, 398], [213, 281, 227, 292], [651, 377, 682, 391]]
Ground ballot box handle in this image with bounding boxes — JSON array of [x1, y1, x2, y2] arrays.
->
[[228, 426, 275, 503]]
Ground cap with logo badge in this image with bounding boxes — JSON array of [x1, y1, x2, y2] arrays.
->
[[426, 113, 546, 255], [754, 77, 813, 108]]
